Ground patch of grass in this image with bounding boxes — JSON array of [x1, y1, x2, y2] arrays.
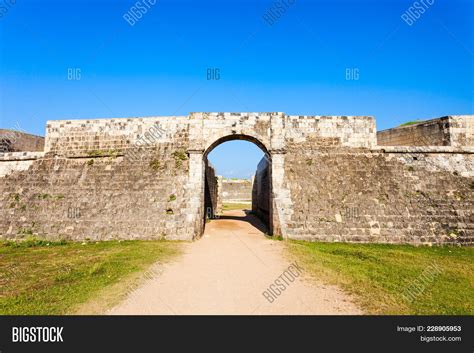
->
[[86, 159, 94, 166], [0, 239, 180, 315], [222, 203, 252, 211], [172, 150, 188, 168], [399, 120, 424, 127], [286, 241, 474, 315], [2, 236, 67, 248], [265, 234, 283, 241]]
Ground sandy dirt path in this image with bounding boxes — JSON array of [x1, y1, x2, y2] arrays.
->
[[108, 210, 362, 315]]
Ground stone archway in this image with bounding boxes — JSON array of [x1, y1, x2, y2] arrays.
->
[[202, 134, 273, 236], [183, 112, 290, 240]]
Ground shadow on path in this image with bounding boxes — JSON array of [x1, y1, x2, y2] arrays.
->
[[213, 209, 268, 234]]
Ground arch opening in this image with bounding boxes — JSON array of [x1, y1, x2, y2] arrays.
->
[[203, 134, 270, 159], [202, 135, 273, 236]]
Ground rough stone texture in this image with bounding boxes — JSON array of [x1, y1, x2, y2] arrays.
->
[[377, 116, 473, 147], [0, 129, 45, 152], [1, 147, 190, 241], [252, 157, 270, 224], [204, 161, 219, 219], [221, 179, 252, 203], [44, 116, 190, 157], [284, 143, 473, 245], [216, 176, 223, 215], [1, 113, 472, 245]]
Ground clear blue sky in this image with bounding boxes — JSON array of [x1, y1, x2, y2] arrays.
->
[[0, 0, 472, 177]]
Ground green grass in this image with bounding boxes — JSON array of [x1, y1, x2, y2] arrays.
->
[[287, 241, 474, 315], [399, 120, 424, 127], [0, 238, 180, 315], [222, 203, 252, 211]]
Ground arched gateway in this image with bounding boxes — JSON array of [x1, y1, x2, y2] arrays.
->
[[0, 113, 472, 245], [202, 133, 272, 232]]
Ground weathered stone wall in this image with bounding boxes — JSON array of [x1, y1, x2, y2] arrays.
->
[[285, 115, 376, 149], [449, 116, 474, 148], [1, 112, 472, 245], [0, 152, 45, 177], [252, 157, 270, 224], [45, 116, 189, 157], [204, 161, 219, 219], [284, 141, 473, 245], [221, 179, 252, 203], [1, 122, 193, 241], [377, 116, 473, 147], [0, 129, 45, 152], [0, 146, 191, 240], [216, 176, 223, 215]]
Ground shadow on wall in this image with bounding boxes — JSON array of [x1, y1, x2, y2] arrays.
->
[[204, 160, 219, 220], [252, 156, 270, 225]]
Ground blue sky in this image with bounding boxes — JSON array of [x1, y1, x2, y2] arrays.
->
[[0, 0, 472, 177]]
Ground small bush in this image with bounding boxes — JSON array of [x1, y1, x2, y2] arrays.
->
[[172, 151, 188, 168], [149, 159, 161, 171]]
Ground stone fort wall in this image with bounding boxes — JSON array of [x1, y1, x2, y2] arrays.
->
[[0, 129, 45, 153], [221, 179, 252, 203], [1, 113, 472, 245], [377, 116, 474, 147], [284, 144, 473, 245]]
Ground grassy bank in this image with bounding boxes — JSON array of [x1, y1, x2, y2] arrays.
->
[[287, 241, 473, 315], [0, 238, 180, 315]]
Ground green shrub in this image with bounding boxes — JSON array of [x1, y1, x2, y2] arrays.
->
[[149, 159, 161, 171]]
